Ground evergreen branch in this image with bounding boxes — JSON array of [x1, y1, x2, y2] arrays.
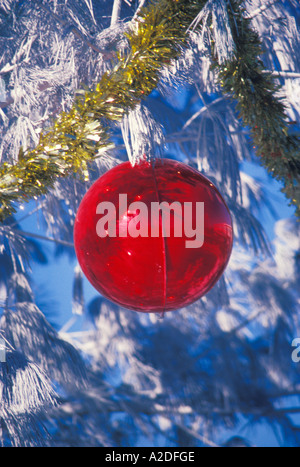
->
[[216, 0, 300, 216], [0, 0, 299, 221], [0, 0, 207, 221]]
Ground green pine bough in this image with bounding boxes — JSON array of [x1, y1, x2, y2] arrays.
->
[[217, 1, 300, 217], [0, 0, 299, 222]]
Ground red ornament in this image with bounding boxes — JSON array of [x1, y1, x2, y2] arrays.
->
[[74, 159, 233, 313]]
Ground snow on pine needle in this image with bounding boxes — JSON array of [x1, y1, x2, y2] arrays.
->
[[121, 104, 165, 165], [0, 350, 56, 417], [189, 0, 236, 64]]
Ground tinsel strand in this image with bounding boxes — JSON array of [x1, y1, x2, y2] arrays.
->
[[0, 0, 206, 221], [0, 0, 299, 221]]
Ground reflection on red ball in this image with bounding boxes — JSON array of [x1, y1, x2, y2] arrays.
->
[[74, 158, 233, 313]]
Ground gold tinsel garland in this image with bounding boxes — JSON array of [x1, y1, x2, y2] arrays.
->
[[0, 0, 299, 221]]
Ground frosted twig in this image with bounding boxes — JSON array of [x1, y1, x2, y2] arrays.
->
[[111, 0, 122, 26], [174, 422, 220, 447], [133, 0, 147, 20], [59, 315, 79, 334], [0, 331, 15, 351], [12, 229, 74, 248], [182, 96, 226, 130], [10, 201, 47, 228], [263, 70, 300, 79]]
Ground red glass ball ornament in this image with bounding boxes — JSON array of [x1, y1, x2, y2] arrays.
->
[[74, 159, 233, 313]]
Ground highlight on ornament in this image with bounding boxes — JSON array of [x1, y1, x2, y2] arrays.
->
[[74, 158, 233, 313]]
